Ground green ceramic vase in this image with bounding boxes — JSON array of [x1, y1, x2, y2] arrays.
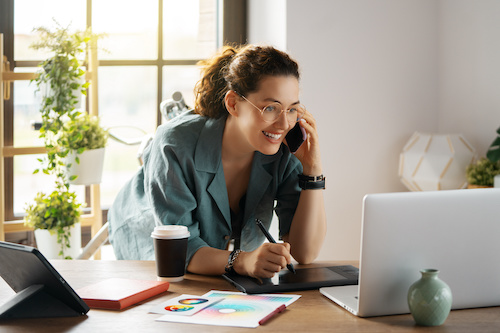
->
[[407, 269, 452, 326]]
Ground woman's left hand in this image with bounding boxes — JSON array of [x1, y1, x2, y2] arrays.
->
[[292, 110, 322, 175]]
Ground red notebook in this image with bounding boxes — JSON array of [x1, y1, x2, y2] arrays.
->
[[76, 278, 170, 310]]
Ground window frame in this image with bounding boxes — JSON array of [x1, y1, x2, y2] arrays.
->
[[1, 0, 247, 223]]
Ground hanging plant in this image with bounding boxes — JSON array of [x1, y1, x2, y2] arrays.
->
[[30, 22, 98, 187], [25, 22, 101, 259]]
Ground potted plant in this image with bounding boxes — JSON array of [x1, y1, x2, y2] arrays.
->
[[466, 158, 500, 188], [62, 112, 109, 185], [24, 187, 83, 259], [466, 128, 500, 188]]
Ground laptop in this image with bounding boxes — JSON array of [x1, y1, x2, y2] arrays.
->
[[320, 188, 500, 317]]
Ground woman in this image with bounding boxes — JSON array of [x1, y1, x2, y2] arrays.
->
[[108, 45, 326, 279]]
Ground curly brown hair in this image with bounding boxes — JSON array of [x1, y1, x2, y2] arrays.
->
[[194, 44, 300, 118]]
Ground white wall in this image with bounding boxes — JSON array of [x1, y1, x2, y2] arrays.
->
[[438, 0, 500, 156], [247, 0, 286, 50], [248, 0, 500, 261]]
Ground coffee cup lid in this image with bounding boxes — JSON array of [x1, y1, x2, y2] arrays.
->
[[151, 225, 190, 239]]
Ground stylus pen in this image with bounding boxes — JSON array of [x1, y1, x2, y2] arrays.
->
[[255, 219, 296, 274], [259, 304, 287, 325]]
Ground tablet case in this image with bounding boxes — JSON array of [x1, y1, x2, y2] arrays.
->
[[0, 241, 90, 319], [223, 265, 359, 294]]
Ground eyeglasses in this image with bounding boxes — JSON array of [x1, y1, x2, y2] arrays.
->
[[236, 92, 306, 124]]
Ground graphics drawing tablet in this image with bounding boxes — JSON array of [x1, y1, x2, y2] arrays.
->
[[223, 265, 359, 294]]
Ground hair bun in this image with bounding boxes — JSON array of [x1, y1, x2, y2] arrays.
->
[[194, 44, 299, 118]]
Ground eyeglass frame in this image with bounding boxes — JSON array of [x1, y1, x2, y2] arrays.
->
[[234, 91, 306, 124]]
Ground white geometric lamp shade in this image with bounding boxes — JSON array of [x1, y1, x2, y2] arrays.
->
[[399, 132, 476, 191]]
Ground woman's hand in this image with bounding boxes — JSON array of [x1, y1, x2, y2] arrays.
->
[[234, 242, 292, 279], [292, 110, 322, 176]]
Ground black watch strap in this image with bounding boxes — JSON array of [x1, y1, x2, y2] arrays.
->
[[298, 174, 326, 190]]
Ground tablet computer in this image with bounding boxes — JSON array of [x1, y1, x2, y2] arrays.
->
[[223, 265, 359, 294], [0, 241, 90, 319]]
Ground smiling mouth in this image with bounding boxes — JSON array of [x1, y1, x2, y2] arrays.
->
[[262, 131, 283, 140]]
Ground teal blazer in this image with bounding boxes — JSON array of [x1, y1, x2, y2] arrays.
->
[[108, 111, 302, 265]]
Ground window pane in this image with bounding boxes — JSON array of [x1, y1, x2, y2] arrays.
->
[[101, 141, 142, 208], [163, 0, 218, 60], [93, 0, 158, 60], [13, 155, 85, 216], [98, 66, 157, 207], [98, 66, 157, 130], [162, 65, 199, 118], [13, 67, 87, 147], [14, 0, 86, 60], [13, 68, 43, 147]]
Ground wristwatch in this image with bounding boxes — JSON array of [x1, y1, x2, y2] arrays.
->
[[225, 249, 242, 274], [298, 174, 326, 190]]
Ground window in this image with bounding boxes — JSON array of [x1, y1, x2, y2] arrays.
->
[[1, 0, 246, 234]]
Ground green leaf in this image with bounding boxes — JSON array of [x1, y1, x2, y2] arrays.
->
[[486, 127, 500, 163]]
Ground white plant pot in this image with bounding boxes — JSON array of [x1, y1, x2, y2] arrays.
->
[[34, 222, 82, 259], [494, 174, 500, 188], [66, 147, 105, 185]]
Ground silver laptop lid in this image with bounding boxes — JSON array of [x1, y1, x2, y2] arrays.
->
[[357, 188, 500, 317]]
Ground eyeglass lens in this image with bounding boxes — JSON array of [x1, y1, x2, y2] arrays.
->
[[262, 102, 306, 123]]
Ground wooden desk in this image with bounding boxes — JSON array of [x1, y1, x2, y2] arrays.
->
[[0, 260, 499, 332]]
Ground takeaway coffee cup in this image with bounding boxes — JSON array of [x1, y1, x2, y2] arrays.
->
[[151, 225, 190, 282]]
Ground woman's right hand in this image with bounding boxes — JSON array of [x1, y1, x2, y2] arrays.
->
[[234, 242, 292, 278]]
